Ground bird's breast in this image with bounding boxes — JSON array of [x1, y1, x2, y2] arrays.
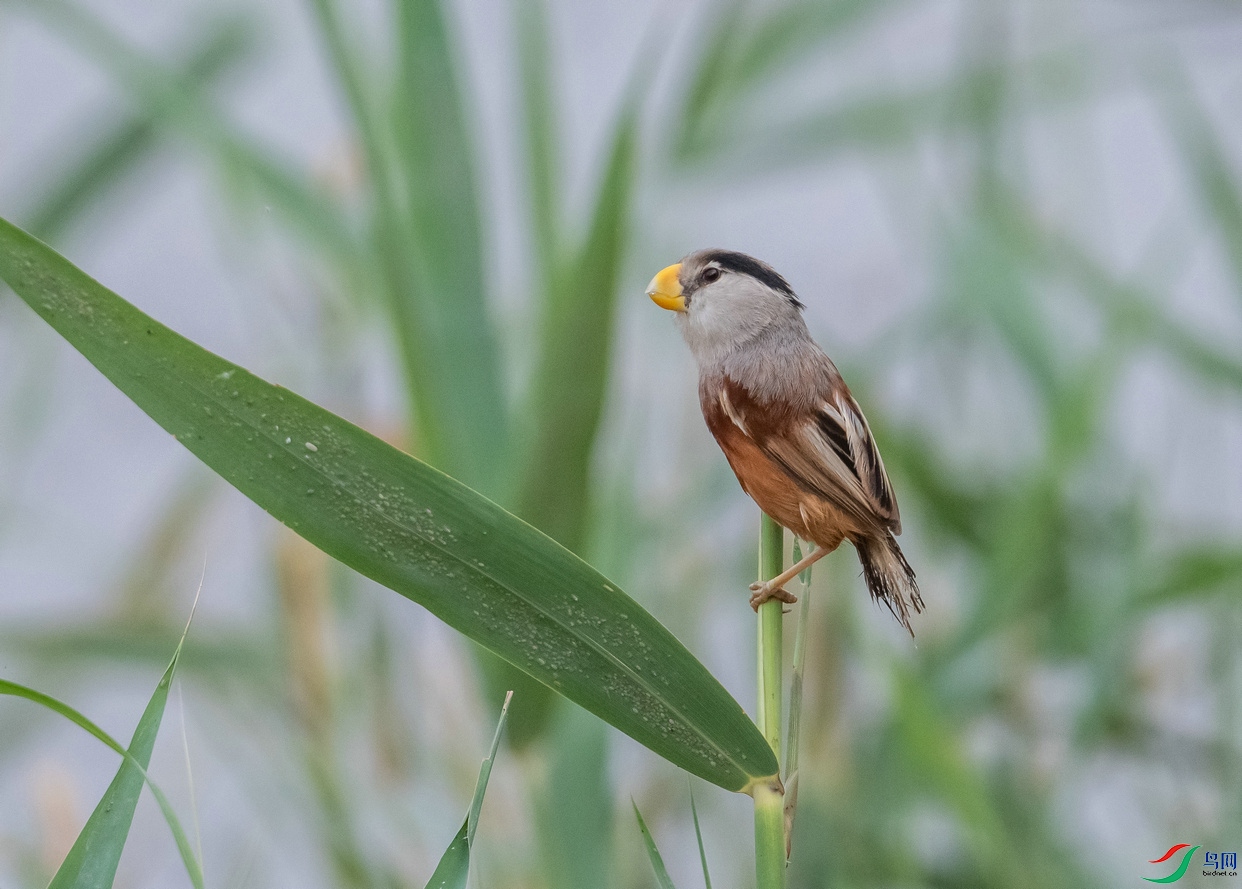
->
[[699, 377, 815, 540]]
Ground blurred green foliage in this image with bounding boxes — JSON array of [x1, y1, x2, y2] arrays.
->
[[2, 0, 1241, 887]]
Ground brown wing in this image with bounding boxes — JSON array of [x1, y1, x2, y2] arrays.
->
[[720, 377, 901, 534]]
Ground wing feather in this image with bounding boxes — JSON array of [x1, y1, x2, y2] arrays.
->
[[712, 372, 902, 533], [835, 392, 901, 532], [758, 392, 901, 533]]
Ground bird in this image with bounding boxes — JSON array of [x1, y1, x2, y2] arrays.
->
[[647, 248, 923, 634]]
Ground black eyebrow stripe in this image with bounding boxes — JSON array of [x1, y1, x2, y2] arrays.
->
[[701, 250, 804, 308]]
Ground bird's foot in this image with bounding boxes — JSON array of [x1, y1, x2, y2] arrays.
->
[[749, 581, 798, 611]]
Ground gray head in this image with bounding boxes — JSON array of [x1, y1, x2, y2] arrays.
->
[[647, 249, 807, 367]]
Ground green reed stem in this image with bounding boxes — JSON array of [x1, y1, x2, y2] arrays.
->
[[786, 541, 811, 777], [783, 539, 813, 859], [755, 513, 786, 888]]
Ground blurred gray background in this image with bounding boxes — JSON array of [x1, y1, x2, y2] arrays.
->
[[2, 0, 1241, 886]]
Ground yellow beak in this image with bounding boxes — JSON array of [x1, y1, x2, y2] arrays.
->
[[646, 263, 685, 312]]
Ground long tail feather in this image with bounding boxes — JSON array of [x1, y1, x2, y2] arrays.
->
[[854, 533, 923, 636]]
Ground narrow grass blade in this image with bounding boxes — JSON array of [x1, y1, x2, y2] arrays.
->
[[22, 14, 253, 243], [1139, 546, 1242, 606], [110, 471, 217, 622], [733, 0, 897, 89], [468, 690, 511, 840], [0, 678, 204, 889], [423, 690, 511, 889], [391, 0, 510, 495], [424, 825, 469, 889], [673, 0, 746, 161], [1154, 65, 1242, 301], [38, 614, 200, 889], [946, 222, 1059, 402], [536, 706, 613, 889], [890, 666, 1005, 857], [515, 0, 560, 275], [21, 15, 254, 243], [677, 0, 897, 160], [13, 0, 362, 278], [300, 0, 453, 462], [394, 0, 511, 476], [690, 789, 712, 889], [861, 415, 991, 548], [481, 66, 640, 740], [2, 625, 275, 682], [680, 46, 1083, 176], [0, 217, 778, 791], [485, 0, 630, 743], [988, 183, 1242, 394], [305, 0, 510, 495], [632, 802, 678, 889], [673, 0, 916, 162], [516, 93, 640, 550]]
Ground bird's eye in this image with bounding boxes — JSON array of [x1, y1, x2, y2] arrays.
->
[[702, 267, 721, 284]]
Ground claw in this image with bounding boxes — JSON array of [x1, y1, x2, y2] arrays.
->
[[749, 584, 798, 611]]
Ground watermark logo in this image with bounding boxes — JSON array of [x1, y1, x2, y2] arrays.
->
[[1144, 845, 1238, 882], [1204, 851, 1238, 877], [1145, 844, 1201, 883]]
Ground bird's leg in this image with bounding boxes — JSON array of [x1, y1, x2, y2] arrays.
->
[[749, 546, 828, 610]]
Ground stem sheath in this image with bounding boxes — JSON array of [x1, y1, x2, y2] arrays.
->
[[753, 779, 785, 889]]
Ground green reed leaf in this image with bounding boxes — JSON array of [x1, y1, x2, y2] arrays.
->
[[0, 216, 777, 792]]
